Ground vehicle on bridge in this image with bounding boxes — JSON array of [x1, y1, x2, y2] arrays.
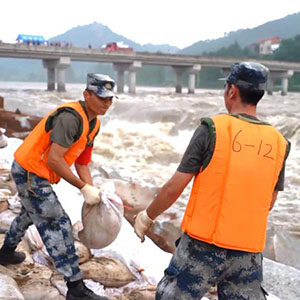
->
[[16, 34, 47, 45], [102, 42, 133, 53]]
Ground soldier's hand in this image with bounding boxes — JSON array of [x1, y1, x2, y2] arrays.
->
[[80, 184, 102, 205], [134, 210, 154, 242]]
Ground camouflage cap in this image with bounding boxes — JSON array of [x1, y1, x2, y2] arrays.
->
[[221, 62, 269, 91], [86, 73, 116, 98]]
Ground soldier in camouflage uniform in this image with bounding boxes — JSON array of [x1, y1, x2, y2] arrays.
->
[[0, 74, 117, 300], [156, 234, 267, 300], [134, 62, 290, 300], [6, 161, 82, 280]]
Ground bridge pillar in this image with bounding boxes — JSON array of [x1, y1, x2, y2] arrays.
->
[[43, 57, 70, 92], [56, 57, 71, 92], [267, 78, 274, 95], [267, 70, 294, 96], [113, 63, 129, 93], [47, 68, 56, 91], [173, 66, 188, 93], [43, 59, 58, 91], [128, 61, 142, 94], [57, 68, 67, 92], [187, 65, 201, 94], [281, 78, 289, 96], [113, 62, 142, 94], [281, 70, 294, 96]]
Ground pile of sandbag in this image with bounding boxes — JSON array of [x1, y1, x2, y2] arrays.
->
[[0, 167, 154, 300]]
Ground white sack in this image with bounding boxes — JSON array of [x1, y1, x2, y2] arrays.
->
[[79, 187, 124, 249], [0, 273, 25, 300], [0, 129, 8, 148]]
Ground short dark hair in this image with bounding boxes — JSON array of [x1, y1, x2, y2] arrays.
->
[[227, 82, 264, 105]]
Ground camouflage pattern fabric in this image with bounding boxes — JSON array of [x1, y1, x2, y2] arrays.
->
[[156, 233, 267, 300], [222, 62, 269, 91], [86, 73, 116, 98], [4, 160, 82, 281]]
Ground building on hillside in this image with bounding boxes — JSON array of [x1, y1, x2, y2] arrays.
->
[[248, 37, 280, 55]]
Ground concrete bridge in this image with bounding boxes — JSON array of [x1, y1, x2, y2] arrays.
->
[[1, 42, 300, 95]]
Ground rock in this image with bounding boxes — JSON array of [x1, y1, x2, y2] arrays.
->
[[263, 226, 276, 261], [273, 229, 300, 270], [80, 257, 135, 288], [264, 226, 300, 271], [0, 272, 25, 300], [263, 257, 300, 300]]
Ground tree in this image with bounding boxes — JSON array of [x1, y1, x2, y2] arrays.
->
[[272, 35, 300, 91], [273, 35, 300, 62], [203, 41, 258, 59]]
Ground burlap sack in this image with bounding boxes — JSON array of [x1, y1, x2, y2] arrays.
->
[[79, 192, 123, 249]]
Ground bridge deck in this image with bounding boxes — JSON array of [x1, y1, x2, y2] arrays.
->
[[1, 43, 300, 71]]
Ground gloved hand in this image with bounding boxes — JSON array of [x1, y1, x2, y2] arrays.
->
[[134, 210, 155, 242], [80, 184, 102, 205]]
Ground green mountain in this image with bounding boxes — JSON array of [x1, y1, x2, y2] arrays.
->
[[180, 12, 300, 55]]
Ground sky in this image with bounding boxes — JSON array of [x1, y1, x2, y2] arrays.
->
[[1, 0, 300, 49]]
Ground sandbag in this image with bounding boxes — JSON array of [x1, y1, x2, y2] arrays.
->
[[0, 129, 8, 148], [79, 187, 124, 249], [0, 273, 25, 300]]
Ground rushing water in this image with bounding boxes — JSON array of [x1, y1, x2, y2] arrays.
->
[[0, 81, 300, 269]]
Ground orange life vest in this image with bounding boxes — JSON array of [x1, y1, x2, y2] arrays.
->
[[14, 101, 100, 184], [181, 114, 288, 253]]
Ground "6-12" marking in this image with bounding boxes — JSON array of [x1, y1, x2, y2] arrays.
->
[[232, 130, 274, 160]]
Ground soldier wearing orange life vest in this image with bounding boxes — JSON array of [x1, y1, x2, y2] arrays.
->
[[134, 62, 290, 300], [0, 73, 117, 300]]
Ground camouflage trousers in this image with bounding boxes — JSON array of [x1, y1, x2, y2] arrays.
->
[[156, 233, 268, 300], [3, 160, 82, 282]]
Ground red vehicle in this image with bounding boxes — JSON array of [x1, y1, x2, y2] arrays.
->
[[103, 42, 133, 53]]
